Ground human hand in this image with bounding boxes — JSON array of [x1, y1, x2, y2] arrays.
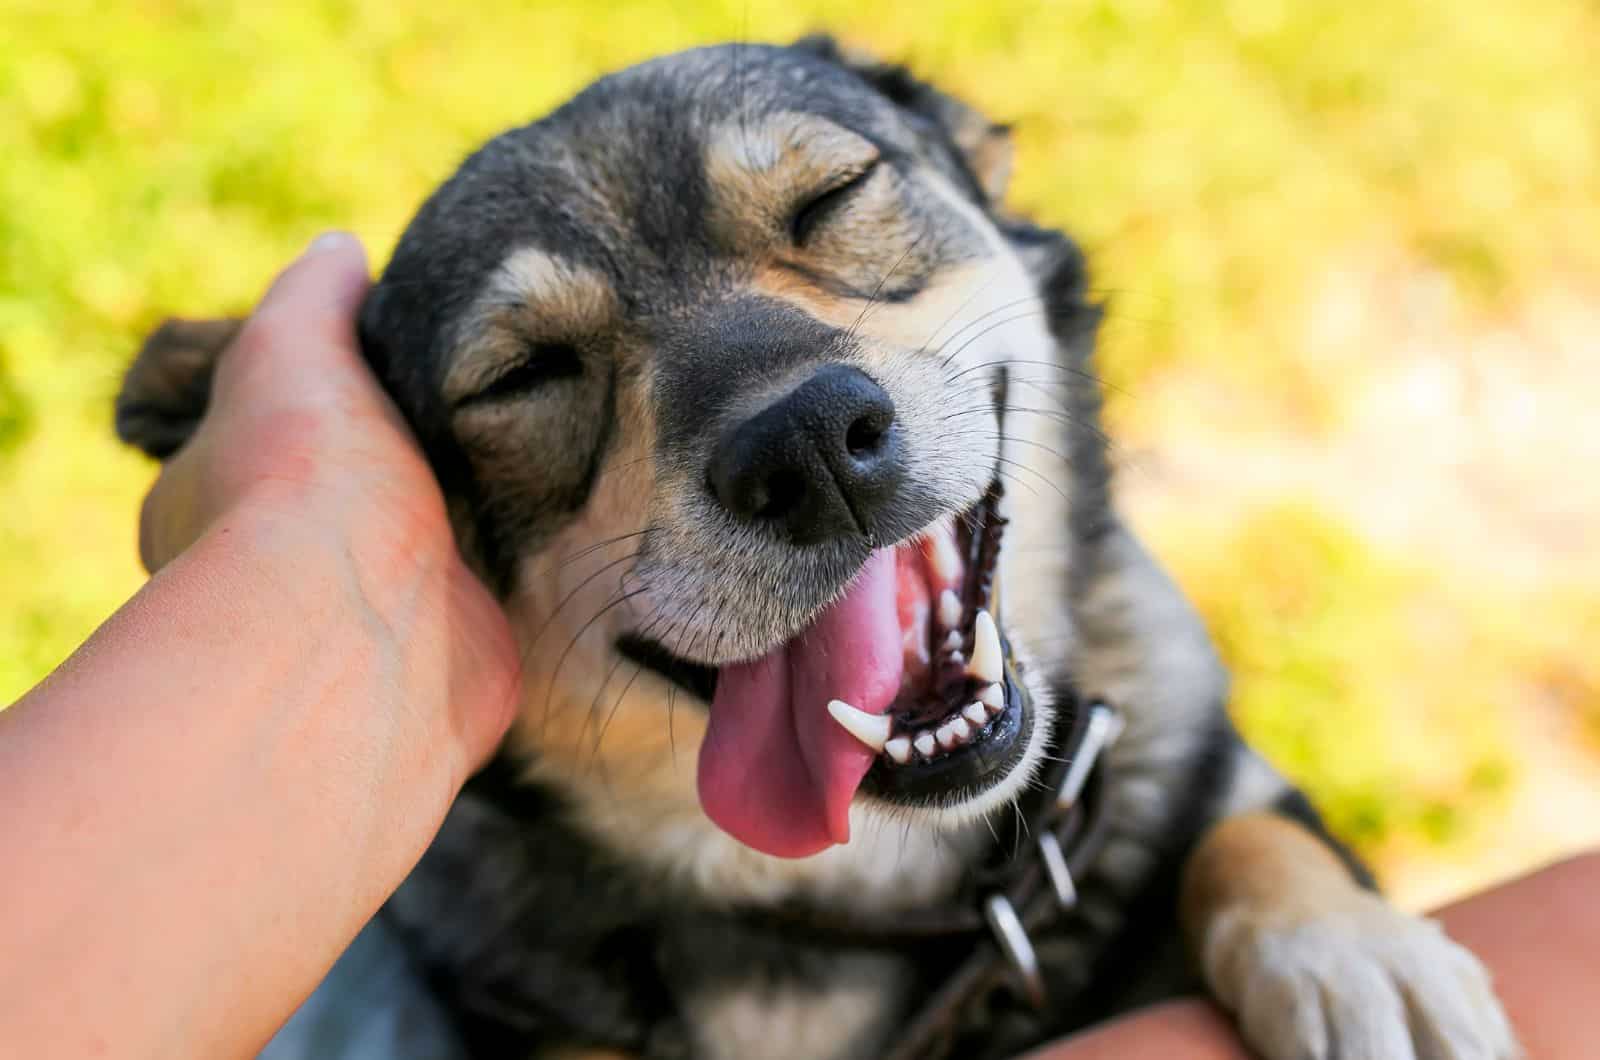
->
[[138, 232, 520, 778], [0, 234, 521, 1055]]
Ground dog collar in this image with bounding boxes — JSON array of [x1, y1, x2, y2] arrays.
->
[[462, 692, 1121, 1059], [732, 693, 1122, 1060]]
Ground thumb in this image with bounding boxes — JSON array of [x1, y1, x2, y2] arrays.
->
[[213, 232, 372, 397]]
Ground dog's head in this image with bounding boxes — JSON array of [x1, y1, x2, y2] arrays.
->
[[122, 39, 1105, 865]]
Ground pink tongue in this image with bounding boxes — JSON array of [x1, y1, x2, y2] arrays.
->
[[697, 549, 905, 858]]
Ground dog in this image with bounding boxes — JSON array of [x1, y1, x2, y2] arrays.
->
[[116, 37, 1517, 1060]]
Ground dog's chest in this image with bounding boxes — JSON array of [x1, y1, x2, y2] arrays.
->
[[661, 922, 918, 1060], [391, 781, 994, 1058]]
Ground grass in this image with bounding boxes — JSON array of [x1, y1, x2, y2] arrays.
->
[[4, 0, 1597, 869]]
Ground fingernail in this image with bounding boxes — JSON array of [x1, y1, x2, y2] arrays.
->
[[307, 230, 357, 255]]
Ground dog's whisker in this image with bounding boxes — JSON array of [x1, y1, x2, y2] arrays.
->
[[945, 356, 1130, 400], [937, 308, 1053, 370], [845, 235, 927, 344], [925, 294, 1046, 367], [530, 526, 660, 580], [590, 660, 649, 768], [521, 549, 643, 656], [921, 270, 1005, 352], [580, 593, 674, 756], [539, 584, 652, 740], [925, 297, 1044, 362], [939, 424, 1076, 467]]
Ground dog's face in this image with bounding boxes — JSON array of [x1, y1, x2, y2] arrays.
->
[[360, 40, 1094, 861]]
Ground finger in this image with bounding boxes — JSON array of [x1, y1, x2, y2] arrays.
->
[[138, 444, 205, 573], [214, 232, 371, 394], [257, 230, 369, 333]]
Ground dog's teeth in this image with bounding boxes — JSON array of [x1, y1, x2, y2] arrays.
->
[[948, 650, 964, 666], [979, 682, 1005, 711], [948, 717, 972, 744], [827, 699, 890, 752], [936, 721, 960, 749], [884, 736, 912, 764], [962, 702, 988, 725], [938, 589, 963, 630], [969, 609, 1003, 683], [914, 731, 937, 757], [929, 528, 962, 584], [942, 630, 963, 653]]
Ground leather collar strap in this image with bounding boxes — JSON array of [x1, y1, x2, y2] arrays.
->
[[731, 696, 1123, 1060]]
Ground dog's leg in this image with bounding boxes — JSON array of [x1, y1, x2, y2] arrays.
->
[[1072, 522, 1517, 1057], [1180, 758, 1519, 1060], [115, 316, 242, 458]]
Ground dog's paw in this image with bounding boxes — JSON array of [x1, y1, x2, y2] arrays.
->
[[1202, 891, 1518, 1060]]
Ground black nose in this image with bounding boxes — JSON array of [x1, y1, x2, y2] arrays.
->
[[708, 365, 903, 545]]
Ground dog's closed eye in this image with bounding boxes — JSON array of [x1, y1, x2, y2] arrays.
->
[[457, 341, 583, 407], [791, 159, 881, 246]]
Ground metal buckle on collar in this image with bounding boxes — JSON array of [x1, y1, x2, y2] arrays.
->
[[981, 700, 1122, 1009], [1042, 700, 1121, 909], [1036, 832, 1077, 911], [1054, 700, 1122, 811], [982, 893, 1044, 1008]]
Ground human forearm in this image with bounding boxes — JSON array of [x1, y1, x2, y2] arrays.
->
[[0, 495, 477, 1057], [1023, 853, 1600, 1060]]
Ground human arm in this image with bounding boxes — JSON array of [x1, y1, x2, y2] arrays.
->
[[1026, 851, 1600, 1059], [0, 234, 520, 1058]]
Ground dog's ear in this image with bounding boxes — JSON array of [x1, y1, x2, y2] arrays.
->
[[115, 316, 242, 459], [793, 34, 1013, 204]]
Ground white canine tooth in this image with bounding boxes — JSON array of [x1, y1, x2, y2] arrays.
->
[[938, 589, 964, 630], [948, 716, 972, 743], [963, 702, 988, 725], [929, 528, 962, 584], [979, 683, 1005, 711], [936, 722, 960, 749], [969, 609, 1003, 684], [885, 736, 912, 765], [827, 699, 890, 752], [914, 731, 937, 757], [942, 630, 963, 653]]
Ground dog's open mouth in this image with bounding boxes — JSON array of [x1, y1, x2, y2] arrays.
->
[[854, 480, 1032, 802], [619, 479, 1030, 859]]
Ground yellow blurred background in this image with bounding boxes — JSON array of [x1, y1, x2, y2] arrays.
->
[[3, 0, 1596, 907]]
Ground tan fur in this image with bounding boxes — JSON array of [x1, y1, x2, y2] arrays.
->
[[702, 113, 879, 253], [444, 250, 617, 405], [963, 125, 1013, 203], [748, 263, 859, 326], [1179, 812, 1358, 955], [1182, 812, 1518, 1060]]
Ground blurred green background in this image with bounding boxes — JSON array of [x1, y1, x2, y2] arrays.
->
[[3, 0, 1596, 903]]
